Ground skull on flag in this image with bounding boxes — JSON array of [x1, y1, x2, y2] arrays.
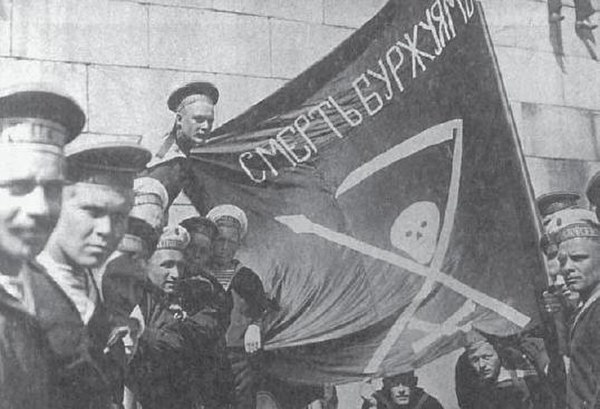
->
[[390, 201, 441, 265]]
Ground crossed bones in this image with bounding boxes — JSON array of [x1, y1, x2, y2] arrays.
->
[[275, 120, 530, 374]]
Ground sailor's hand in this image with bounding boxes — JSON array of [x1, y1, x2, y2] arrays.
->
[[168, 303, 188, 322], [359, 379, 377, 407], [244, 324, 262, 354], [104, 326, 130, 354], [542, 290, 563, 314]]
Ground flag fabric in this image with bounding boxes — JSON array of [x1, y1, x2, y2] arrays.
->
[[183, 0, 546, 384]]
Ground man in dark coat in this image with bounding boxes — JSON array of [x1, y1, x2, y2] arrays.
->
[[101, 216, 158, 358], [361, 371, 444, 409], [546, 210, 600, 409], [180, 215, 235, 407], [128, 225, 222, 409], [34, 137, 150, 409], [0, 84, 84, 409], [455, 330, 556, 409]]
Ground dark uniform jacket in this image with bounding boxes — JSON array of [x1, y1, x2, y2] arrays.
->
[[568, 294, 600, 409], [362, 387, 444, 409], [455, 338, 556, 409], [29, 265, 126, 409], [214, 263, 274, 409], [223, 264, 272, 348], [141, 134, 209, 214], [0, 262, 53, 409], [128, 280, 225, 409]]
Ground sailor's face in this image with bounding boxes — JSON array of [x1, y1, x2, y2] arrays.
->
[[558, 238, 600, 296], [468, 343, 500, 381], [176, 98, 215, 146], [389, 383, 411, 406], [102, 252, 146, 314], [185, 231, 213, 272], [0, 154, 63, 262], [148, 248, 186, 294], [212, 225, 240, 268], [53, 184, 132, 268]]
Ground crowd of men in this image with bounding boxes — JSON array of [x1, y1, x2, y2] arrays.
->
[[4, 78, 600, 409], [0, 81, 274, 409]]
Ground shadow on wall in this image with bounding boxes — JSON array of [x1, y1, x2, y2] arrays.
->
[[576, 26, 598, 60], [526, 156, 599, 201], [0, 0, 6, 21], [547, 0, 597, 68]]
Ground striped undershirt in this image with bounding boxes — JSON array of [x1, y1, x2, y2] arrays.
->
[[213, 268, 236, 290]]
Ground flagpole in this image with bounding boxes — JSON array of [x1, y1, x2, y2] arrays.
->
[[477, 1, 567, 404]]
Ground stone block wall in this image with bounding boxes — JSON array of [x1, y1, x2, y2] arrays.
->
[[1, 0, 599, 407]]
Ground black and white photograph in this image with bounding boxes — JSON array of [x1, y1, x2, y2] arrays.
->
[[0, 0, 598, 408]]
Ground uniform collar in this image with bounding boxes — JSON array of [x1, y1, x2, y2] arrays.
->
[[0, 263, 35, 315], [37, 251, 99, 324], [572, 285, 600, 331], [146, 132, 187, 168]]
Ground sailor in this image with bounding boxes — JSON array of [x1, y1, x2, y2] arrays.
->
[[551, 212, 600, 408], [360, 371, 444, 409], [539, 203, 590, 314], [180, 215, 233, 408], [180, 216, 219, 275], [0, 83, 84, 409], [140, 81, 219, 213], [541, 208, 596, 313], [130, 176, 169, 233], [102, 216, 158, 321], [128, 225, 220, 409], [454, 330, 556, 409], [207, 204, 275, 409], [536, 191, 582, 227], [34, 135, 151, 408]]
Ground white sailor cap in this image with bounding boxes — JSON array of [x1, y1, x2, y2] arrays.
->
[[206, 204, 248, 239], [156, 225, 190, 251]]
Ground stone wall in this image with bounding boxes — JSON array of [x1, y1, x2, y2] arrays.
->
[[2, 0, 598, 214], [1, 0, 599, 407]]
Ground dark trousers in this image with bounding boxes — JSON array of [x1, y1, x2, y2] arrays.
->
[[227, 348, 261, 409], [548, 0, 595, 20], [202, 352, 234, 409]]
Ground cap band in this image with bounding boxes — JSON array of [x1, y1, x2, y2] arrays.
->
[[118, 234, 145, 254], [134, 192, 163, 207], [156, 226, 190, 251], [156, 239, 187, 251], [215, 216, 242, 231], [0, 118, 68, 147], [553, 223, 600, 245], [177, 94, 214, 112], [0, 144, 64, 183], [67, 163, 136, 189]]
